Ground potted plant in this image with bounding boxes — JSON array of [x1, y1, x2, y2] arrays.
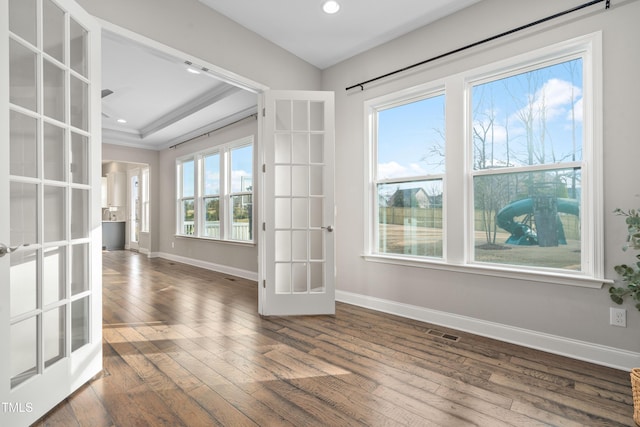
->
[[609, 208, 640, 311], [609, 208, 640, 426]]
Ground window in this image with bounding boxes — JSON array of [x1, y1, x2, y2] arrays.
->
[[374, 93, 445, 258], [176, 136, 254, 243], [141, 167, 149, 233], [366, 34, 603, 285]]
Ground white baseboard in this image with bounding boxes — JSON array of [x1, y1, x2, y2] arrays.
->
[[155, 252, 258, 282], [336, 290, 640, 371]]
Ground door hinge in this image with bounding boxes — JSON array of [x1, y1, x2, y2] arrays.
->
[[263, 280, 266, 288], [262, 107, 266, 117], [262, 222, 266, 231], [262, 164, 266, 173]]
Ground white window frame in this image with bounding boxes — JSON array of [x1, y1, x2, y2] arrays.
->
[[176, 136, 254, 243], [141, 167, 150, 233], [364, 32, 604, 288]]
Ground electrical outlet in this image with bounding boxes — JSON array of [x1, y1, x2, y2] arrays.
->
[[610, 307, 626, 327]]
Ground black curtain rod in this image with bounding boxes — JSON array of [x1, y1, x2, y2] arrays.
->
[[170, 113, 257, 150], [346, 0, 610, 92]]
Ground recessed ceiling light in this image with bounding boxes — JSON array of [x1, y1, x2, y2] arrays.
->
[[117, 119, 127, 124], [322, 0, 340, 14], [186, 67, 201, 74]]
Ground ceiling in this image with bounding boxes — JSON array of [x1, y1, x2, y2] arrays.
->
[[102, 0, 481, 150]]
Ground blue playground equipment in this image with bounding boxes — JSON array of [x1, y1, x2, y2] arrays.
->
[[496, 198, 579, 245]]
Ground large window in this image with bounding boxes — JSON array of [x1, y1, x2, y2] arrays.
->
[[177, 136, 254, 242], [375, 93, 445, 258], [366, 34, 603, 285]]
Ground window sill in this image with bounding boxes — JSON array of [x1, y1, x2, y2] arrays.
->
[[362, 253, 611, 289], [175, 234, 255, 248]]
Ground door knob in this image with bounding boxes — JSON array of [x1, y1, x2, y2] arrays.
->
[[321, 225, 334, 232], [0, 243, 30, 258]]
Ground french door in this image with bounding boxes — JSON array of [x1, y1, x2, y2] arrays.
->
[[260, 90, 335, 316], [1, 0, 102, 425]]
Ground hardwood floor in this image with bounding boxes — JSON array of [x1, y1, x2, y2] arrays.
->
[[34, 250, 635, 426]]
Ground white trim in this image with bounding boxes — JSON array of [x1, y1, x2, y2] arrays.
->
[[362, 253, 611, 289], [155, 252, 258, 282], [336, 290, 640, 371]]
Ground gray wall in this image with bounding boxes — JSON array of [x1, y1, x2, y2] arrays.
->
[[322, 0, 640, 363]]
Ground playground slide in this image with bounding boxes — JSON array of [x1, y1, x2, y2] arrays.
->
[[495, 198, 579, 245]]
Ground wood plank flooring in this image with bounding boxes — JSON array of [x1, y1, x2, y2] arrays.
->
[[34, 250, 635, 426]]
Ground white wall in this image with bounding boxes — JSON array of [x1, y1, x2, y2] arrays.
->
[[323, 0, 640, 368]]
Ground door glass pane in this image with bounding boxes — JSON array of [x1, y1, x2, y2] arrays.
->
[[275, 100, 291, 131], [72, 297, 90, 352], [44, 185, 65, 242], [71, 132, 89, 184], [10, 182, 37, 246], [9, 0, 37, 46], [292, 263, 308, 293], [71, 188, 88, 239], [310, 263, 325, 293], [275, 166, 291, 197], [44, 306, 65, 368], [43, 59, 65, 122], [310, 230, 324, 260], [43, 122, 65, 181], [70, 75, 88, 130], [310, 166, 323, 196], [43, 246, 65, 306], [275, 264, 291, 294], [292, 230, 307, 261], [9, 39, 37, 112], [275, 134, 291, 163], [70, 18, 88, 77], [310, 197, 323, 228], [292, 134, 308, 164], [291, 166, 308, 197], [10, 110, 38, 178], [310, 134, 324, 163], [10, 250, 38, 317], [71, 243, 89, 295], [275, 198, 291, 229], [43, 0, 65, 63], [293, 100, 308, 131], [310, 101, 324, 131], [292, 198, 308, 229], [11, 316, 38, 388], [275, 231, 291, 262]]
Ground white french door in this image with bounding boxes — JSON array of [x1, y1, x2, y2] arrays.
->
[[1, 0, 102, 425], [259, 90, 335, 316]]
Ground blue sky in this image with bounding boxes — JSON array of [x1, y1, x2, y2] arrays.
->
[[377, 58, 583, 180]]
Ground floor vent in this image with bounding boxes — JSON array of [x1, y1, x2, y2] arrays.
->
[[225, 277, 237, 282], [426, 329, 460, 342]]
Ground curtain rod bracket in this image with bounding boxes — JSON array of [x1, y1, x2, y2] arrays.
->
[[606, 0, 610, 8]]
